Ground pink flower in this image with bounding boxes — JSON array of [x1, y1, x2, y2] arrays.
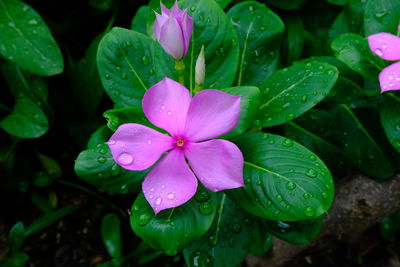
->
[[107, 78, 244, 213], [154, 1, 193, 60], [367, 26, 400, 93]]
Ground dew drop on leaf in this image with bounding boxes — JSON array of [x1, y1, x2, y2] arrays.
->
[[190, 251, 213, 267], [136, 212, 152, 226], [304, 207, 315, 217], [306, 168, 318, 178]]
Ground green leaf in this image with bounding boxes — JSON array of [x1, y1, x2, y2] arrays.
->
[[263, 216, 323, 244], [1, 252, 29, 267], [37, 153, 62, 180], [24, 205, 78, 237], [283, 15, 304, 64], [284, 110, 351, 174], [259, 0, 308, 10], [101, 213, 122, 258], [30, 192, 54, 212], [133, 241, 163, 265], [227, 132, 334, 221], [227, 1, 284, 86], [331, 33, 385, 80], [183, 194, 254, 267], [75, 143, 147, 194], [130, 188, 217, 256], [97, 27, 175, 107], [257, 61, 338, 127], [7, 221, 25, 254], [69, 35, 104, 115], [0, 0, 63, 76], [329, 0, 367, 42], [90, 0, 113, 10], [220, 86, 261, 139], [103, 106, 154, 132], [215, 0, 233, 9], [248, 219, 273, 256], [87, 126, 113, 148], [380, 94, 400, 153], [0, 96, 48, 138], [364, 0, 400, 35], [180, 0, 239, 90], [330, 104, 394, 179], [324, 0, 347, 6], [327, 76, 367, 104], [131, 6, 150, 35]]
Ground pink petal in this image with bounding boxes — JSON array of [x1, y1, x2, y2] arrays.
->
[[181, 11, 193, 56], [142, 149, 198, 214], [159, 16, 185, 59], [107, 123, 173, 171], [184, 90, 241, 142], [142, 77, 192, 136], [154, 12, 168, 40], [185, 139, 244, 192], [379, 62, 400, 93], [368, 33, 400, 61], [160, 2, 170, 15]]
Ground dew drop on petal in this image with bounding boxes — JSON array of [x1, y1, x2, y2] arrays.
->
[[155, 197, 162, 205], [147, 139, 152, 145], [167, 111, 172, 116], [161, 184, 165, 189], [150, 188, 154, 192], [118, 153, 133, 165], [167, 193, 175, 200], [374, 48, 383, 57], [107, 140, 116, 145], [161, 105, 166, 110]]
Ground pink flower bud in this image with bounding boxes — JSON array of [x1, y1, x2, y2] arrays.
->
[[154, 1, 193, 60]]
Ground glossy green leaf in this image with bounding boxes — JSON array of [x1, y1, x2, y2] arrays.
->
[[101, 213, 122, 258], [248, 219, 273, 256], [103, 106, 154, 132], [215, 0, 232, 9], [284, 110, 351, 174], [133, 241, 163, 265], [330, 104, 394, 179], [331, 33, 385, 80], [183, 194, 254, 267], [180, 0, 239, 90], [364, 0, 400, 35], [69, 35, 104, 115], [380, 94, 400, 153], [24, 205, 78, 237], [90, 0, 112, 10], [37, 153, 62, 179], [1, 252, 29, 267], [324, 0, 347, 5], [30, 192, 54, 213], [327, 76, 367, 104], [283, 15, 304, 64], [75, 143, 147, 194], [227, 133, 334, 221], [227, 1, 284, 86], [220, 86, 261, 139], [131, 6, 150, 35], [329, 0, 367, 41], [263, 216, 323, 244], [257, 61, 338, 127], [130, 188, 217, 256], [97, 27, 175, 107], [0, 0, 63, 76], [8, 221, 25, 254], [259, 0, 308, 10], [0, 96, 48, 138]]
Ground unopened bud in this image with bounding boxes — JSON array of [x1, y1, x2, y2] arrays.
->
[[195, 46, 205, 86]]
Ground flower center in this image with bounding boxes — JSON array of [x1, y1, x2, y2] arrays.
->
[[176, 139, 185, 147]]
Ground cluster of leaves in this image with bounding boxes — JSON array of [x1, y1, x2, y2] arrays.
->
[[1, 0, 400, 266]]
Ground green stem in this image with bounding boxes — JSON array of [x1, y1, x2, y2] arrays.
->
[[194, 83, 203, 94], [175, 60, 185, 86]]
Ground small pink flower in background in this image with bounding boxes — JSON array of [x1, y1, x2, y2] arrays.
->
[[368, 26, 400, 93], [154, 1, 193, 60], [107, 77, 244, 214]]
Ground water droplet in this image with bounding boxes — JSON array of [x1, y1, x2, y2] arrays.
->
[[304, 207, 315, 217], [167, 193, 175, 199], [282, 102, 290, 109], [195, 191, 211, 202], [261, 133, 269, 139], [22, 5, 29, 12], [273, 210, 280, 217], [374, 48, 383, 57], [276, 195, 283, 202], [244, 178, 250, 184], [121, 73, 127, 80], [118, 152, 133, 165], [301, 95, 308, 103], [309, 155, 317, 161], [256, 180, 262, 186], [136, 212, 152, 226], [155, 197, 162, 205], [228, 238, 235, 248], [28, 19, 38, 25], [111, 164, 121, 176], [120, 184, 128, 193], [167, 111, 172, 116], [161, 184, 165, 189], [149, 69, 154, 75], [8, 22, 15, 27], [126, 41, 132, 47], [142, 55, 149, 66], [268, 139, 275, 145], [97, 156, 107, 164], [199, 201, 213, 215], [306, 168, 318, 178], [190, 6, 196, 12], [190, 251, 213, 267], [160, 105, 166, 110], [286, 181, 296, 190], [303, 193, 311, 199], [266, 200, 272, 206], [147, 139, 152, 145], [208, 233, 218, 246], [282, 138, 294, 147], [394, 123, 400, 131], [232, 223, 242, 233], [286, 113, 295, 121], [375, 10, 387, 18], [325, 184, 333, 190], [393, 139, 400, 148], [321, 192, 329, 199]]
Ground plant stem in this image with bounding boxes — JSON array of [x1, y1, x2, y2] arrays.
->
[[175, 60, 185, 85], [194, 83, 203, 94]]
